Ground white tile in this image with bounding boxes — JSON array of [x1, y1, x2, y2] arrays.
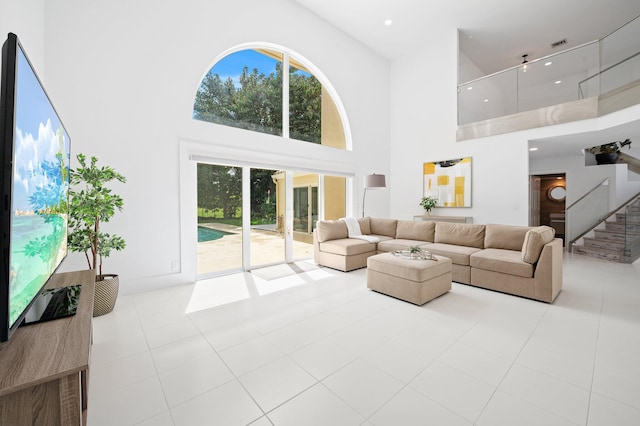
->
[[459, 320, 530, 361], [90, 351, 157, 398], [264, 319, 331, 353], [391, 324, 456, 359], [248, 417, 273, 426], [323, 320, 393, 356], [289, 337, 358, 380], [476, 390, 577, 426], [369, 386, 471, 426], [499, 364, 590, 425], [203, 322, 261, 351], [144, 318, 201, 349], [91, 327, 149, 365], [219, 336, 286, 376], [516, 339, 594, 390], [410, 361, 495, 422], [135, 410, 175, 426], [239, 357, 317, 412], [171, 380, 263, 426], [362, 340, 434, 383], [151, 334, 215, 374], [267, 383, 364, 426], [587, 393, 640, 426], [438, 341, 511, 387], [139, 308, 189, 331], [159, 353, 234, 407], [592, 363, 640, 409], [322, 359, 404, 418], [88, 376, 168, 426], [87, 255, 640, 426]]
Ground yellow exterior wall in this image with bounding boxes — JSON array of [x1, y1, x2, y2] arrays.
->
[[323, 176, 346, 220], [321, 87, 346, 149]]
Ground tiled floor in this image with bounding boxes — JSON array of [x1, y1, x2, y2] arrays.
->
[[88, 254, 640, 425]]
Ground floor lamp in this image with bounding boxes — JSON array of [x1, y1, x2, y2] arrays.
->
[[363, 173, 386, 217]]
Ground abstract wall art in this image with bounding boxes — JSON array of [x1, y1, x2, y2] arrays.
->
[[423, 157, 472, 207]]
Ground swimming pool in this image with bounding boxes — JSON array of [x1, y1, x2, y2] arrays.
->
[[198, 226, 232, 242]]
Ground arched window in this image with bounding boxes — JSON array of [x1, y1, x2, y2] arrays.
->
[[193, 47, 348, 150]]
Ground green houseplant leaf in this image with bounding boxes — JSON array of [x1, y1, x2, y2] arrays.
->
[[419, 196, 438, 212], [68, 154, 126, 278]]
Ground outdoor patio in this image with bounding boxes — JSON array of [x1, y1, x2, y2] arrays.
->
[[197, 223, 314, 275]]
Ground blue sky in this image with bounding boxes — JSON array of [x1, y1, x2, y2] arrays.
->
[[210, 50, 280, 84]]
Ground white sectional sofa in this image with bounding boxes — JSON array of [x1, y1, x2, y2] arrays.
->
[[313, 217, 563, 303]]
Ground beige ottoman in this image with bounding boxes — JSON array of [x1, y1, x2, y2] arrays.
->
[[367, 252, 452, 305]]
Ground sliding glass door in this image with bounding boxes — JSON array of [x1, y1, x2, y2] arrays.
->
[[249, 168, 285, 267], [196, 163, 243, 275], [196, 162, 348, 276]]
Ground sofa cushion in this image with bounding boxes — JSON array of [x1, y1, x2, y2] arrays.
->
[[316, 220, 348, 242], [434, 223, 485, 248], [484, 224, 532, 251], [471, 249, 534, 278], [422, 243, 482, 266], [370, 218, 398, 238], [358, 217, 371, 235], [319, 239, 376, 256], [377, 239, 431, 253], [521, 226, 555, 264], [395, 220, 435, 242]]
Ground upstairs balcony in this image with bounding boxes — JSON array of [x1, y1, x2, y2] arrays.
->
[[457, 15, 640, 141]]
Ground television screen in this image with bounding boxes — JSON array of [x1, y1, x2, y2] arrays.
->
[[0, 33, 70, 342]]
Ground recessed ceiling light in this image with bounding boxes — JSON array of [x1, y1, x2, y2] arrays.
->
[[545, 61, 552, 66], [467, 86, 473, 90], [384, 19, 393, 26], [483, 99, 489, 102], [529, 147, 538, 151], [555, 80, 562, 84]]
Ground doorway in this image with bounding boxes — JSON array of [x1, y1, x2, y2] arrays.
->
[[196, 162, 347, 277], [530, 173, 566, 242]]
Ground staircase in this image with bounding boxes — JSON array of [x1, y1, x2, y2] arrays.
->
[[572, 204, 640, 263]]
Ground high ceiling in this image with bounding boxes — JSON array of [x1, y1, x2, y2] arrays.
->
[[295, 0, 640, 159], [294, 0, 640, 75]]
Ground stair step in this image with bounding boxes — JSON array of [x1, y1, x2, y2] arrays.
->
[[583, 237, 625, 250], [572, 245, 622, 262], [605, 222, 640, 233], [594, 230, 628, 241], [615, 213, 640, 223]]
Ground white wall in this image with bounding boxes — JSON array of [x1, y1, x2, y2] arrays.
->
[[0, 0, 45, 76], [36, 0, 390, 293], [390, 27, 530, 226]]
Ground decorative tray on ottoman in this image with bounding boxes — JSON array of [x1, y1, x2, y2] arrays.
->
[[393, 247, 436, 261]]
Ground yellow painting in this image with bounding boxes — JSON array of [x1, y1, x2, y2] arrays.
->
[[423, 157, 472, 207]]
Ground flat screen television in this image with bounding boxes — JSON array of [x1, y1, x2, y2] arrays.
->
[[0, 33, 74, 342]]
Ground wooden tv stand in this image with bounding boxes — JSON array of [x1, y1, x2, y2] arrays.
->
[[0, 269, 94, 425]]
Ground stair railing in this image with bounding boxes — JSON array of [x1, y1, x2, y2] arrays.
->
[[622, 196, 640, 263], [566, 178, 609, 251], [567, 185, 640, 253]]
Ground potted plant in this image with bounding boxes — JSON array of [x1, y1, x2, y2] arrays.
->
[[419, 196, 438, 214], [68, 154, 126, 316], [588, 138, 632, 165]]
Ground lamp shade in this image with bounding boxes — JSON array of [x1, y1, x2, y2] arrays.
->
[[364, 173, 386, 189]]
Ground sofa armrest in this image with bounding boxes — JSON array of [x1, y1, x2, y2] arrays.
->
[[533, 238, 563, 302]]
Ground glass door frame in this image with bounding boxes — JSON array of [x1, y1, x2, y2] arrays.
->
[[184, 149, 357, 282]]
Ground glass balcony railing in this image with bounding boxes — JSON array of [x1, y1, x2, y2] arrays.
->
[[458, 15, 640, 125]]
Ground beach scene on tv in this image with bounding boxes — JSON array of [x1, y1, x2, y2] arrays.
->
[[9, 47, 70, 328]]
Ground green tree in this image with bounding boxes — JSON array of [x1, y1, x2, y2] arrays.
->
[[197, 164, 242, 220], [289, 68, 321, 143], [250, 169, 277, 222]]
